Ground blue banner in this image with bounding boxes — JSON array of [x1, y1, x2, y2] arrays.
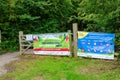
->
[[77, 31, 115, 59]]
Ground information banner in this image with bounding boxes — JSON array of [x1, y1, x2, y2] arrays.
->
[[26, 34, 33, 42], [33, 33, 70, 56], [77, 31, 115, 59]]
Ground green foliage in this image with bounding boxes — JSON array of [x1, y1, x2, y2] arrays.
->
[[72, 0, 120, 51], [0, 0, 120, 53], [75, 0, 119, 31], [0, 0, 73, 52]]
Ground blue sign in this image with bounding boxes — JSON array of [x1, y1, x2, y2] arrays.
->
[[77, 31, 115, 59]]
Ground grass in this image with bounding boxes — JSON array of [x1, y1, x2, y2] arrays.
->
[[0, 55, 120, 80]]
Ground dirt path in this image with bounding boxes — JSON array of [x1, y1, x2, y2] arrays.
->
[[0, 52, 20, 75]]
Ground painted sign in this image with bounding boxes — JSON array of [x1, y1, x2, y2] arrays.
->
[[78, 31, 115, 59], [33, 33, 70, 56], [26, 34, 33, 42]]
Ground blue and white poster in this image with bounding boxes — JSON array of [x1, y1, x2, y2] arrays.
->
[[77, 31, 115, 59]]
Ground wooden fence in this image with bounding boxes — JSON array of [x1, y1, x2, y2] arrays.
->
[[19, 23, 118, 58], [19, 30, 73, 56]]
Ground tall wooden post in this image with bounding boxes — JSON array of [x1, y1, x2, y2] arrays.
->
[[68, 30, 72, 57], [73, 23, 78, 57], [19, 31, 24, 55]]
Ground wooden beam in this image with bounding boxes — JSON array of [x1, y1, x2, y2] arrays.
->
[[73, 23, 78, 58], [19, 31, 24, 55]]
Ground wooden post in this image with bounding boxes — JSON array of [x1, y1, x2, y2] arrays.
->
[[19, 31, 24, 55], [0, 30, 1, 43], [68, 30, 72, 57], [73, 23, 78, 57]]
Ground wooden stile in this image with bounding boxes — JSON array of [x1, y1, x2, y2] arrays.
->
[[73, 23, 78, 58]]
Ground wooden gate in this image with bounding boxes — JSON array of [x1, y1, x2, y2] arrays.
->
[[19, 31, 33, 55]]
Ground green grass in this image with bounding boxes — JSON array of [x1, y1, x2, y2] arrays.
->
[[0, 56, 120, 80]]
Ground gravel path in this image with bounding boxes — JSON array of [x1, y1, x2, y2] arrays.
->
[[0, 52, 20, 75]]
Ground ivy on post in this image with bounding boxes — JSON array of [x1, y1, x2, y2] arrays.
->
[[73, 23, 78, 58]]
